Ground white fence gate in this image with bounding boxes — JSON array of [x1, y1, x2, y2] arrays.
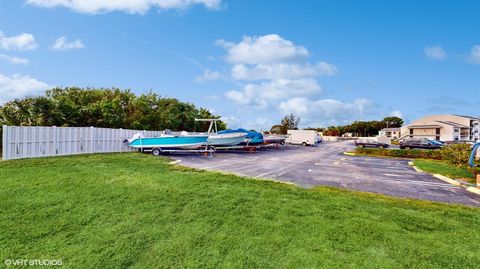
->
[[2, 125, 164, 160]]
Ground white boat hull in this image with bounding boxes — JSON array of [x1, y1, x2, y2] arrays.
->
[[207, 132, 247, 146]]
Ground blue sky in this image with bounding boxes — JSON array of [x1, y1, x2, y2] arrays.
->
[[0, 0, 479, 130]]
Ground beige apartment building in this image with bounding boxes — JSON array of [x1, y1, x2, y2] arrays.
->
[[400, 114, 480, 142]]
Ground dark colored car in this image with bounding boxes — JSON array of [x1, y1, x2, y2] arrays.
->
[[355, 139, 390, 148], [399, 139, 443, 150]]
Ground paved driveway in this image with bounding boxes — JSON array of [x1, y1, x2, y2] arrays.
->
[[172, 141, 480, 207]]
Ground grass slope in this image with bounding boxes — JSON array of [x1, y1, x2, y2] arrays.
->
[[1, 153, 479, 268], [414, 159, 475, 182]]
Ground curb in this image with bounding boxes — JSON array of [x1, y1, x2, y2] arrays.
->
[[433, 174, 462, 186], [466, 187, 480, 195], [343, 152, 356, 156], [412, 166, 424, 173], [408, 161, 424, 173], [409, 161, 479, 196], [168, 160, 181, 165]]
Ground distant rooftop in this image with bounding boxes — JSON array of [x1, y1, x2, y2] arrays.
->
[[380, 127, 400, 132], [454, 114, 480, 120], [436, 120, 470, 128]]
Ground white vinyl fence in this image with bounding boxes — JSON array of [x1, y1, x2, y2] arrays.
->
[[1, 125, 166, 160]]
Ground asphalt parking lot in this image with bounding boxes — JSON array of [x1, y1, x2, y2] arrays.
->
[[172, 141, 480, 207]]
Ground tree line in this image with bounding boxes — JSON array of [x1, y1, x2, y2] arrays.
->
[[0, 87, 226, 133], [309, 116, 404, 137], [269, 114, 403, 137]]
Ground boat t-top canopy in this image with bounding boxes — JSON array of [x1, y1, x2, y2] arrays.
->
[[195, 118, 222, 134]]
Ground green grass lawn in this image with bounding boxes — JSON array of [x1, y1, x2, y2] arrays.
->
[[1, 153, 480, 268], [413, 159, 475, 183]]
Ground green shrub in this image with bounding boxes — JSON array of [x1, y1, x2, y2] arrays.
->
[[355, 144, 473, 168], [354, 148, 442, 159], [439, 144, 472, 167]]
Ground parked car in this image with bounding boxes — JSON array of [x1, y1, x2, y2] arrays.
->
[[427, 139, 445, 145], [399, 139, 443, 150], [447, 140, 474, 145], [355, 139, 390, 148]]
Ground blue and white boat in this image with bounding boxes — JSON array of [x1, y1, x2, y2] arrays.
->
[[207, 131, 248, 146], [127, 132, 208, 150], [196, 119, 248, 146]]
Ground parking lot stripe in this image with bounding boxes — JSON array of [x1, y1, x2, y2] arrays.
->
[[200, 158, 259, 169]]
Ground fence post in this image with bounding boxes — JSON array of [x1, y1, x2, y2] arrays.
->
[[2, 125, 7, 160], [52, 126, 57, 155], [90, 126, 95, 154], [119, 128, 123, 153]]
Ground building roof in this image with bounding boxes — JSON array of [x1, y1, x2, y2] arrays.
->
[[407, 124, 443, 129], [436, 120, 470, 128], [380, 127, 400, 132], [454, 114, 480, 121]]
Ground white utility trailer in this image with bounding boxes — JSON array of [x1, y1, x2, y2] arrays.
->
[[286, 130, 321, 146]]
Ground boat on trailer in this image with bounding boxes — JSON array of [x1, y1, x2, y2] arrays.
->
[[126, 119, 249, 155], [263, 135, 286, 145], [127, 132, 208, 153], [196, 119, 248, 146]]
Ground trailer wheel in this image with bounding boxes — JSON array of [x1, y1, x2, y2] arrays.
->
[[152, 148, 162, 156], [302, 142, 307, 147]]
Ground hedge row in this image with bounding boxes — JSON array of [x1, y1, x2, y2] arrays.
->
[[354, 144, 473, 167], [355, 148, 442, 160]]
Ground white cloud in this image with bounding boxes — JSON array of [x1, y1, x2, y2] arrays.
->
[[195, 69, 220, 82], [467, 45, 480, 65], [231, 61, 338, 80], [221, 116, 240, 128], [0, 31, 38, 51], [26, 0, 222, 14], [215, 34, 338, 112], [0, 73, 50, 103], [390, 110, 403, 119], [226, 79, 321, 109], [216, 34, 309, 64], [0, 54, 29, 65], [279, 97, 374, 125], [50, 37, 85, 51], [424, 45, 447, 60]]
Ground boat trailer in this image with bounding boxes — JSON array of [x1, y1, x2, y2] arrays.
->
[[141, 141, 286, 157]]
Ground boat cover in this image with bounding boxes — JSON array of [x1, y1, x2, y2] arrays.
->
[[218, 128, 263, 141]]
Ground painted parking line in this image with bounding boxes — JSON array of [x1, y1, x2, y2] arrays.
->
[[383, 173, 404, 177], [199, 158, 259, 169], [254, 163, 299, 178], [306, 169, 458, 188]]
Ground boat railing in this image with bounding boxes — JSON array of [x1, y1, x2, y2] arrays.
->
[[164, 131, 208, 136]]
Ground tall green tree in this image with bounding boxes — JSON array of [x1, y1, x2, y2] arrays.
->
[[382, 116, 404, 128], [276, 114, 301, 134], [0, 87, 226, 133]]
